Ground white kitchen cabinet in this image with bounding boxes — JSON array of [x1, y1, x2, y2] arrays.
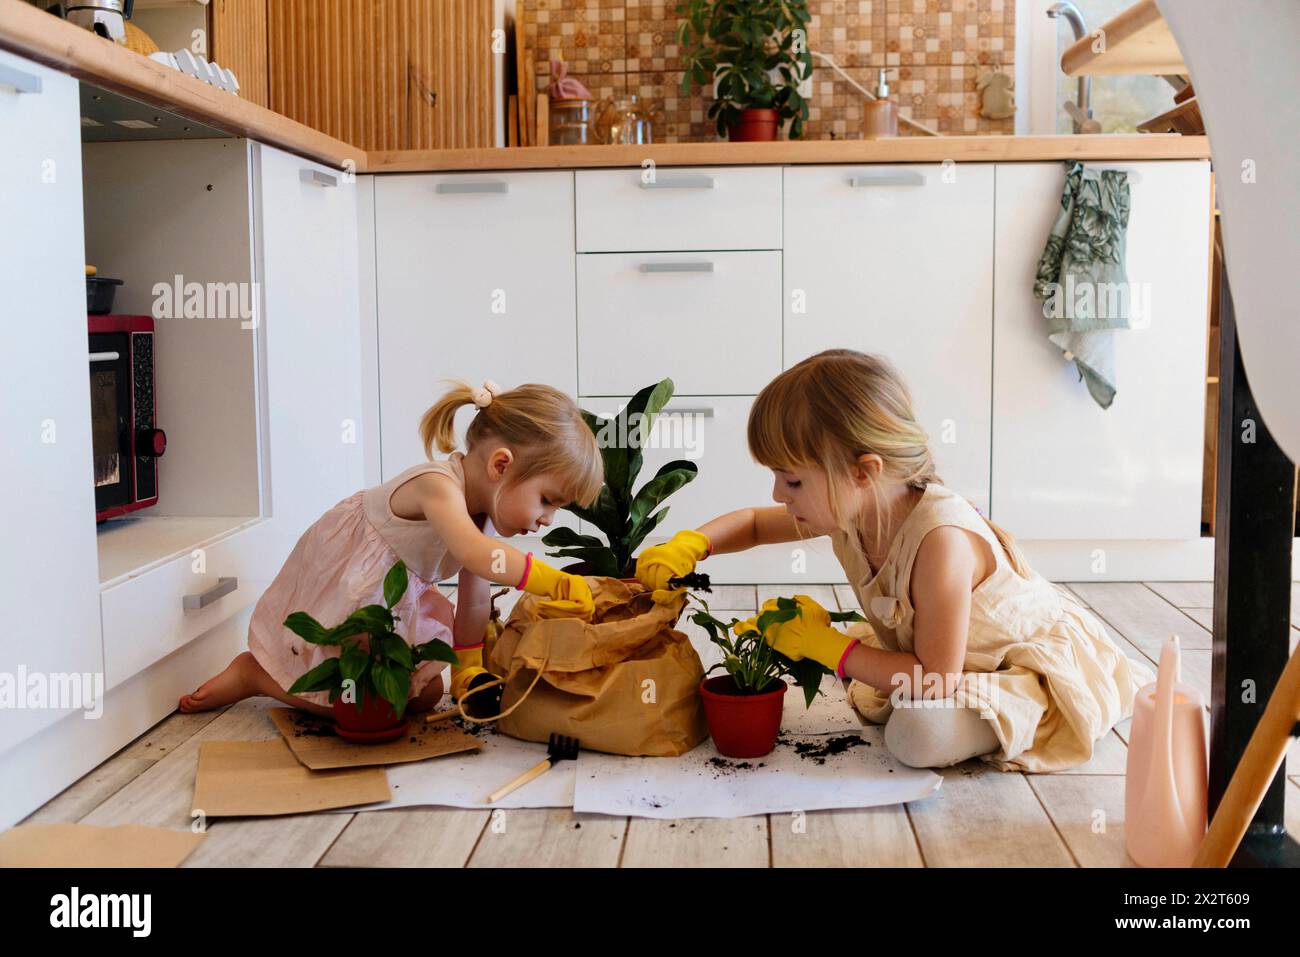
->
[[0, 51, 104, 754], [990, 162, 1211, 540], [374, 172, 578, 480], [782, 164, 995, 512], [577, 395, 774, 535], [255, 143, 366, 571], [577, 251, 782, 396], [576, 166, 782, 252]]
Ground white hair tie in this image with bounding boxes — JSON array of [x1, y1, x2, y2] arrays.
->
[[471, 379, 502, 409]]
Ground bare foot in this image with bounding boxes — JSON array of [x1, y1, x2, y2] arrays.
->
[[178, 651, 270, 714], [406, 672, 446, 715]]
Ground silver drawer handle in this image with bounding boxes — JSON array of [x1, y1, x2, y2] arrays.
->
[[0, 62, 42, 94], [300, 168, 339, 188], [89, 351, 120, 363], [435, 180, 509, 194], [848, 171, 926, 187], [660, 406, 715, 418], [183, 576, 238, 610], [639, 261, 715, 274], [639, 174, 716, 190]]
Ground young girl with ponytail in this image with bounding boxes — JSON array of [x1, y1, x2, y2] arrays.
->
[[638, 350, 1154, 771], [180, 380, 603, 718]]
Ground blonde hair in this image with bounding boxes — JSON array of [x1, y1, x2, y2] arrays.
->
[[747, 349, 1030, 577], [419, 381, 604, 508]]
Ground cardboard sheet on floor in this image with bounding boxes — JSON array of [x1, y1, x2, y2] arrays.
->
[[268, 708, 482, 769], [572, 726, 941, 819], [0, 823, 204, 868], [192, 739, 390, 816], [324, 718, 575, 812]]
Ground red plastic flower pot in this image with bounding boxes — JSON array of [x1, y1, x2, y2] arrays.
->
[[332, 690, 409, 744], [699, 674, 788, 758], [728, 108, 779, 142]]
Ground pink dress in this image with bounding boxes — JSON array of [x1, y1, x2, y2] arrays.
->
[[247, 452, 482, 708]]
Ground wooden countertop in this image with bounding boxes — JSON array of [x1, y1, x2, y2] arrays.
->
[[2, 0, 1209, 173]]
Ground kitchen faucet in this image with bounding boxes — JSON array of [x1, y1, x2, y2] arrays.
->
[[1047, 1, 1097, 133]]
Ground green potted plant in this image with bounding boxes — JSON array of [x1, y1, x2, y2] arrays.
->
[[541, 378, 698, 579], [677, 0, 814, 141], [284, 559, 459, 743], [691, 596, 865, 757]]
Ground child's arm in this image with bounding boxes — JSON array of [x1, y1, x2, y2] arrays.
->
[[411, 473, 533, 586], [697, 506, 805, 555], [843, 525, 987, 699], [452, 567, 492, 648]]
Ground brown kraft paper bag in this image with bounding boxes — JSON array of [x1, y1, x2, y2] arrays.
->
[[486, 578, 708, 757]]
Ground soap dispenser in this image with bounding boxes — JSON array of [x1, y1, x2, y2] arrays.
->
[[862, 68, 898, 138]]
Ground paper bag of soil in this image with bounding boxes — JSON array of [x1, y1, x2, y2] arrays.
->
[[486, 578, 707, 757]]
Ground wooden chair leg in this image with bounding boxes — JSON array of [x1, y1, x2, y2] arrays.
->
[[1194, 644, 1300, 866]]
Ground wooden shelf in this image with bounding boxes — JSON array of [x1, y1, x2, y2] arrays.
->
[[1062, 0, 1187, 77]]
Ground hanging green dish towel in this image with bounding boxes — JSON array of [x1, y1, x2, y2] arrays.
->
[[1032, 161, 1132, 409]]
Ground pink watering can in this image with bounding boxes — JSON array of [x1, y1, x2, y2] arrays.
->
[[1125, 635, 1208, 867]]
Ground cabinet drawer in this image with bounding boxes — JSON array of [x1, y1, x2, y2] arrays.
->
[[576, 166, 782, 252], [578, 251, 782, 395], [101, 523, 269, 690], [577, 395, 773, 534]]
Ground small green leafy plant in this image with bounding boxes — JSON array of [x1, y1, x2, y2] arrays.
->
[[677, 0, 814, 138], [542, 378, 698, 578], [690, 595, 866, 708], [285, 559, 459, 720]]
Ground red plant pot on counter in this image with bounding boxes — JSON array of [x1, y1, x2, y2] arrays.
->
[[333, 692, 409, 744], [727, 108, 779, 142], [699, 674, 788, 758]]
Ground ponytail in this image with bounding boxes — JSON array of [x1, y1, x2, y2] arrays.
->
[[419, 381, 479, 458]]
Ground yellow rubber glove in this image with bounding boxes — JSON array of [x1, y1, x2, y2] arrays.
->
[[635, 529, 711, 603], [519, 556, 595, 621], [735, 595, 856, 676], [449, 642, 484, 701]]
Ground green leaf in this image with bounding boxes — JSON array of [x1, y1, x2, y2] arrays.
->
[[283, 612, 333, 645], [382, 560, 408, 609], [628, 461, 697, 529], [625, 506, 670, 555], [542, 546, 622, 577], [339, 643, 370, 684], [370, 661, 410, 720], [829, 609, 868, 624], [377, 632, 414, 671], [540, 527, 606, 550], [326, 605, 394, 642], [287, 656, 341, 695], [414, 639, 460, 665]]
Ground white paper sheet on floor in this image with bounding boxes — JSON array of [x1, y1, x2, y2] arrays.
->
[[326, 725, 575, 812], [329, 624, 940, 817]]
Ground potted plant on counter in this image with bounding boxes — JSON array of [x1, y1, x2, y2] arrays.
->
[[542, 377, 698, 579], [284, 559, 459, 743], [691, 596, 865, 757], [677, 0, 814, 141]]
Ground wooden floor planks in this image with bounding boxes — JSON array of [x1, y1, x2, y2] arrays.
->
[[17, 581, 1299, 868]]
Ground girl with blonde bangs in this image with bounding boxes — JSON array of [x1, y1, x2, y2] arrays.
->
[[639, 349, 1153, 772]]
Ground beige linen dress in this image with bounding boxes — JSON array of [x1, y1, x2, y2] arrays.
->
[[836, 482, 1155, 772], [247, 452, 481, 708]]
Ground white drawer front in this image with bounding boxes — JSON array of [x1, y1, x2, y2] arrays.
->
[[576, 166, 782, 252], [578, 251, 782, 396], [575, 395, 774, 536], [101, 524, 269, 690]]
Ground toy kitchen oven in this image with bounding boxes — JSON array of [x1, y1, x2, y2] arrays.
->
[[90, 315, 166, 522]]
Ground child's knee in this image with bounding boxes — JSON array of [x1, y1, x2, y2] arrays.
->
[[884, 706, 948, 768]]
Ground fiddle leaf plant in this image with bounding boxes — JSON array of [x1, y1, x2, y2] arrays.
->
[[284, 559, 459, 720], [542, 377, 698, 578], [677, 0, 814, 139], [690, 595, 866, 708]]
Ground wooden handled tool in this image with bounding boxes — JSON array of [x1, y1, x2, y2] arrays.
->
[[486, 733, 579, 804]]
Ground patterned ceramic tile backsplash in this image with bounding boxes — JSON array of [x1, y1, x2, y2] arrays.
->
[[520, 0, 1015, 142]]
